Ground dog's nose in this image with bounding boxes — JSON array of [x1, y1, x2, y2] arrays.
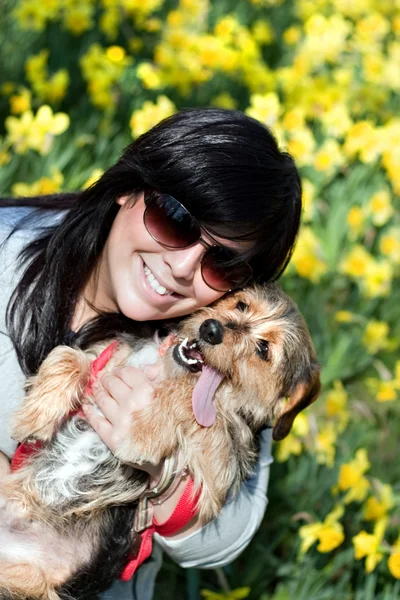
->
[[199, 319, 224, 345]]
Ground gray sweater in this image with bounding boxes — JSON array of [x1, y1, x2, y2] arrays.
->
[[0, 206, 273, 599]]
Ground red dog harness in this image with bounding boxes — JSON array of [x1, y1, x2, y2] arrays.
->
[[12, 340, 199, 578], [120, 477, 199, 580]]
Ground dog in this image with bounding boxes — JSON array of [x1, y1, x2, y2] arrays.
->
[[0, 284, 320, 600]]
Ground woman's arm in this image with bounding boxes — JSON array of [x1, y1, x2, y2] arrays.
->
[[153, 428, 273, 568]]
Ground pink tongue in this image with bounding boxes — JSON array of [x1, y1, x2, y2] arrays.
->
[[192, 365, 224, 427]]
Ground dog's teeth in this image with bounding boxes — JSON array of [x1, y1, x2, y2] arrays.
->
[[182, 337, 189, 348], [186, 358, 197, 365]]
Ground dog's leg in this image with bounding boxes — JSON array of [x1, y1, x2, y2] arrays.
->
[[114, 381, 182, 466], [12, 346, 92, 443], [188, 436, 239, 524]]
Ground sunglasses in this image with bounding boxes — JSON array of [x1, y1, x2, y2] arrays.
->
[[143, 192, 253, 292]]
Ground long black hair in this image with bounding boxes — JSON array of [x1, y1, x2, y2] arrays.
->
[[0, 108, 302, 376]]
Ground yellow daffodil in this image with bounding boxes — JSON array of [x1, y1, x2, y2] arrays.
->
[[380, 229, 400, 264], [275, 432, 303, 462], [353, 518, 388, 573], [325, 380, 349, 432], [362, 320, 389, 354], [5, 105, 69, 155], [130, 96, 176, 138], [82, 169, 104, 190], [367, 189, 394, 227], [363, 259, 393, 298], [9, 88, 31, 114], [316, 422, 337, 467], [246, 92, 282, 128], [301, 178, 315, 222], [364, 483, 394, 521], [211, 93, 237, 110], [388, 537, 400, 579], [12, 168, 64, 196], [62, 4, 94, 35], [335, 311, 355, 323], [313, 139, 344, 175], [291, 227, 327, 282], [346, 206, 365, 239], [200, 587, 251, 600], [299, 504, 345, 554], [283, 26, 301, 45], [275, 413, 309, 462], [338, 449, 370, 504], [286, 127, 316, 167], [340, 245, 373, 279], [371, 379, 398, 403], [80, 43, 131, 110], [201, 587, 251, 600], [137, 63, 162, 90]]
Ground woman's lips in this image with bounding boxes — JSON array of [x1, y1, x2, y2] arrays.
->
[[140, 257, 184, 302]]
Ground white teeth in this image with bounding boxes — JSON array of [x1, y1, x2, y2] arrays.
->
[[177, 338, 204, 366], [144, 265, 173, 296]]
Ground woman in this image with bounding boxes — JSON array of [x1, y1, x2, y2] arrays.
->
[[0, 108, 301, 599]]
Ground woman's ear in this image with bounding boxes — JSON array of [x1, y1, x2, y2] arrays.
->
[[116, 195, 129, 207], [116, 192, 142, 207], [272, 361, 321, 441]]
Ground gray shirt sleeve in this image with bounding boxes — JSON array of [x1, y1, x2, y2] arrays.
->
[[0, 207, 65, 457], [0, 218, 30, 456]]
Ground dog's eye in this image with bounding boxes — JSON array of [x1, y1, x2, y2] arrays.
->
[[236, 301, 248, 312], [256, 340, 269, 361]]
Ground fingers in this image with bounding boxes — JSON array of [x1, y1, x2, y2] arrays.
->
[[85, 366, 156, 454], [92, 386, 120, 423], [100, 372, 132, 404], [113, 366, 153, 389], [142, 363, 166, 383], [83, 405, 116, 453]]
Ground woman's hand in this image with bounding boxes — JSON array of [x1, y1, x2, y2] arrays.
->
[[83, 363, 201, 533], [83, 364, 165, 484]]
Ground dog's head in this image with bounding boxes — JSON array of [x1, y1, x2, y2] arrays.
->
[[170, 284, 320, 440]]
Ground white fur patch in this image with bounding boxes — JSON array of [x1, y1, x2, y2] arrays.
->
[[34, 419, 113, 507], [126, 339, 160, 369]]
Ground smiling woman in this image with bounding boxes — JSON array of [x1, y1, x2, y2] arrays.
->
[[0, 107, 302, 600]]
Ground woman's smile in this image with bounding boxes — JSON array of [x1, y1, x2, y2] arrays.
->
[[139, 257, 186, 304]]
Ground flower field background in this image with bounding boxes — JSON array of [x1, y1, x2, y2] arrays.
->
[[0, 0, 399, 598]]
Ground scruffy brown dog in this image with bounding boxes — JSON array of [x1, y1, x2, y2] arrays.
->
[[0, 284, 320, 600]]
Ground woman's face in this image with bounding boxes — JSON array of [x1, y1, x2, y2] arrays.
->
[[93, 194, 246, 321]]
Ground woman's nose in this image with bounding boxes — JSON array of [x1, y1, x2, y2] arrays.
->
[[163, 243, 205, 281]]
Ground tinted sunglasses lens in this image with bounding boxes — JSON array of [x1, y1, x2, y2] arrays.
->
[[145, 194, 200, 248], [202, 248, 253, 292]]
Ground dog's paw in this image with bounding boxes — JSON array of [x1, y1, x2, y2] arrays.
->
[[115, 438, 161, 467], [11, 411, 58, 443]]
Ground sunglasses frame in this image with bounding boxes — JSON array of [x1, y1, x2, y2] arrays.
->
[[143, 192, 253, 292]]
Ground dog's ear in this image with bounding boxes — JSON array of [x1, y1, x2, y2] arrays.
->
[[272, 361, 321, 442]]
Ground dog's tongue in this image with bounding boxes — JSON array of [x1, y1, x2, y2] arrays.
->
[[192, 365, 224, 427]]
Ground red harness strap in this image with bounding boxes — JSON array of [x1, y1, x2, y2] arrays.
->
[[120, 477, 199, 580]]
